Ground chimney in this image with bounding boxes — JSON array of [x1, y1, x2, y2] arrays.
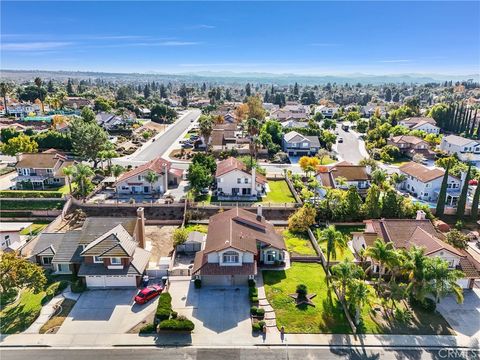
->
[[257, 205, 263, 221], [162, 163, 168, 194], [136, 207, 146, 249], [416, 210, 426, 221], [251, 167, 257, 196]]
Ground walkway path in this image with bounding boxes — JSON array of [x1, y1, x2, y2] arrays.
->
[[23, 286, 81, 334], [256, 273, 280, 336]]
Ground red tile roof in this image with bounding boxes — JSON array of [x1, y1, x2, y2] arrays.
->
[[117, 157, 171, 183], [215, 157, 267, 184]]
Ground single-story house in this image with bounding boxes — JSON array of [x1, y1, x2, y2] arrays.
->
[[316, 161, 371, 193]]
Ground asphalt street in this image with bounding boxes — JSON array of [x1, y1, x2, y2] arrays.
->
[[2, 347, 477, 360], [335, 123, 367, 164]]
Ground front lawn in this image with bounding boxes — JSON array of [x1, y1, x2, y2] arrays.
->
[[19, 223, 49, 236], [281, 229, 317, 256], [263, 263, 351, 333], [0, 289, 45, 334], [263, 180, 295, 204], [318, 156, 336, 165]]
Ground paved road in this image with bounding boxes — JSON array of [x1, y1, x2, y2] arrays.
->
[[114, 109, 201, 165], [2, 347, 476, 360], [335, 123, 367, 165]]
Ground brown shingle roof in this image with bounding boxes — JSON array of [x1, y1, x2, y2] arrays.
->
[[78, 217, 136, 245], [399, 162, 446, 183], [409, 227, 463, 257], [215, 157, 267, 184], [81, 224, 137, 257], [316, 162, 370, 185], [16, 152, 66, 169], [117, 157, 170, 183], [204, 207, 286, 255], [390, 135, 425, 145], [192, 251, 257, 276]]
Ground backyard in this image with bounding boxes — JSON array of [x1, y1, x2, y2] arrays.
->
[[262, 180, 295, 204], [315, 225, 363, 262], [20, 222, 50, 236], [280, 229, 316, 256]]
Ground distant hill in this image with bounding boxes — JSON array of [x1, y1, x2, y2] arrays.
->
[[1, 69, 478, 85]]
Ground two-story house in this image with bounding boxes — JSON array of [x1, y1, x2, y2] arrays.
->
[[316, 161, 371, 194], [315, 105, 339, 119], [14, 151, 75, 189], [215, 157, 267, 199], [439, 135, 480, 166], [23, 208, 150, 288], [398, 162, 462, 205], [192, 207, 287, 286], [398, 117, 440, 134], [351, 211, 479, 289], [96, 112, 135, 131], [387, 135, 435, 159], [271, 104, 309, 121], [1, 222, 32, 252], [282, 131, 321, 156], [115, 157, 183, 196]]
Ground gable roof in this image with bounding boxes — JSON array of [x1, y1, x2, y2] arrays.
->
[[409, 227, 464, 257], [443, 135, 479, 147], [16, 152, 66, 169], [284, 131, 306, 142], [81, 224, 137, 257], [52, 232, 82, 263], [399, 162, 447, 183], [116, 157, 170, 183], [31, 233, 64, 258], [401, 117, 437, 125], [390, 135, 426, 145], [215, 157, 267, 184], [317, 162, 370, 187], [203, 207, 286, 255], [77, 217, 136, 245]]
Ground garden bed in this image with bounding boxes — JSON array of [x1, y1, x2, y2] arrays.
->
[[39, 299, 76, 334]]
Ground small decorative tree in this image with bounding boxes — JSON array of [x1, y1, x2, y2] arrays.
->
[[296, 284, 308, 299]]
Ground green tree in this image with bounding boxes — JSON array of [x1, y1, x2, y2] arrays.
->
[[436, 159, 451, 218], [317, 225, 347, 275], [0, 252, 47, 294], [344, 186, 363, 221], [426, 257, 464, 304], [456, 165, 471, 220], [150, 104, 177, 123], [471, 177, 480, 221], [362, 184, 382, 218], [172, 228, 189, 246], [365, 238, 396, 288], [62, 165, 75, 194], [81, 107, 96, 122], [445, 229, 469, 250], [187, 163, 212, 194], [0, 82, 13, 116], [198, 115, 214, 149], [346, 279, 370, 325], [34, 77, 45, 113], [145, 171, 159, 200], [381, 189, 402, 218], [330, 260, 364, 301], [0, 134, 38, 155], [72, 163, 94, 199], [288, 205, 316, 233], [191, 153, 216, 173], [69, 117, 109, 166], [111, 165, 124, 202]]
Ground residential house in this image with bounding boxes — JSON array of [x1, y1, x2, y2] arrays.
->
[[271, 104, 309, 121], [115, 157, 183, 195], [282, 131, 320, 156], [351, 211, 479, 289], [399, 117, 440, 134], [0, 222, 32, 251], [138, 108, 151, 118], [398, 162, 462, 205], [387, 135, 435, 159], [96, 112, 135, 131], [280, 120, 309, 129], [362, 103, 387, 118], [24, 209, 150, 288], [215, 157, 267, 199], [439, 135, 480, 166], [65, 97, 92, 109], [192, 207, 287, 286], [316, 161, 371, 193], [315, 105, 339, 119], [5, 103, 41, 119], [14, 150, 75, 189]]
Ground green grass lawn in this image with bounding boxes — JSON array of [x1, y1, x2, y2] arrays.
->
[[316, 225, 363, 262], [263, 180, 295, 204], [184, 224, 208, 234], [281, 229, 317, 256], [0, 289, 46, 334], [19, 223, 49, 236], [194, 193, 212, 204], [263, 263, 351, 333], [1, 200, 65, 210], [318, 156, 336, 165]]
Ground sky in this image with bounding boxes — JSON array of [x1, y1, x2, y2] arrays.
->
[[1, 1, 479, 75]]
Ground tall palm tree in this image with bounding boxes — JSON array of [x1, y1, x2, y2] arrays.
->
[[330, 260, 364, 300], [371, 169, 388, 189], [426, 257, 464, 304], [145, 171, 159, 201], [245, 118, 260, 163], [72, 163, 94, 200], [317, 225, 348, 278], [365, 238, 396, 288], [111, 165, 124, 203], [346, 279, 370, 325], [390, 172, 407, 189], [403, 246, 428, 302], [0, 82, 12, 116], [62, 165, 75, 195], [198, 115, 214, 151], [34, 77, 45, 113], [56, 91, 67, 110]]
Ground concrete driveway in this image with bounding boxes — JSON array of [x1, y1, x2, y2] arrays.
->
[[58, 289, 157, 334], [437, 288, 480, 341], [168, 278, 255, 346]]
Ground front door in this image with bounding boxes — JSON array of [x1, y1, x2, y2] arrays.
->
[[144, 186, 149, 193]]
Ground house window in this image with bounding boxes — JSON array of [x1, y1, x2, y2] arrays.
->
[[111, 257, 122, 265], [53, 178, 60, 182], [223, 251, 239, 263], [267, 252, 276, 262], [237, 178, 241, 184], [47, 169, 53, 174], [42, 257, 53, 265], [93, 256, 103, 263], [244, 178, 249, 184]]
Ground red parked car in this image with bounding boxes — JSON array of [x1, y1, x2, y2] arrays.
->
[[134, 284, 163, 304]]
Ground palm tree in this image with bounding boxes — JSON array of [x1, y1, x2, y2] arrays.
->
[[198, 115, 214, 150], [72, 163, 94, 200], [365, 238, 396, 289], [317, 225, 348, 278], [111, 165, 124, 203], [245, 118, 260, 163], [330, 260, 364, 301], [359, 157, 378, 171], [346, 279, 370, 325], [390, 172, 407, 189], [55, 91, 67, 110], [34, 77, 44, 113], [62, 165, 75, 195], [371, 169, 387, 189], [426, 257, 464, 304], [403, 246, 429, 302], [145, 171, 159, 201], [0, 82, 12, 116]]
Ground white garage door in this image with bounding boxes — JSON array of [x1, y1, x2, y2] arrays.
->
[[85, 275, 136, 288], [202, 275, 232, 287]]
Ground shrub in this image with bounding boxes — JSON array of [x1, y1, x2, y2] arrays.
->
[[71, 279, 86, 293], [249, 287, 258, 297], [158, 318, 195, 332], [139, 323, 157, 334], [258, 320, 266, 329], [173, 228, 189, 246], [0, 288, 18, 307], [252, 322, 261, 332], [422, 298, 437, 313], [171, 311, 178, 319], [156, 292, 172, 321], [47, 280, 69, 296], [394, 308, 413, 324], [296, 284, 308, 298], [0, 190, 63, 199], [256, 308, 265, 318], [194, 278, 202, 289], [250, 296, 258, 303], [250, 306, 258, 315], [248, 279, 256, 288]]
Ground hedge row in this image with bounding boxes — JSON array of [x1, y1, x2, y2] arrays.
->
[[1, 200, 65, 210], [158, 317, 195, 332], [0, 190, 63, 199], [156, 292, 172, 321]]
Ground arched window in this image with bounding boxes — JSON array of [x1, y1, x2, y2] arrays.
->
[[223, 251, 239, 263]]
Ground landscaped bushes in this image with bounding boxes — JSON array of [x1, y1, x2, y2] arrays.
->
[[158, 316, 195, 332], [194, 278, 202, 289], [139, 323, 157, 334], [70, 279, 86, 293], [41, 281, 69, 305], [250, 306, 265, 319], [0, 190, 64, 199], [252, 320, 266, 332], [156, 292, 173, 321], [249, 287, 258, 303]]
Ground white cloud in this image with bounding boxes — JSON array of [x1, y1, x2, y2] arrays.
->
[[2, 42, 72, 51]]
